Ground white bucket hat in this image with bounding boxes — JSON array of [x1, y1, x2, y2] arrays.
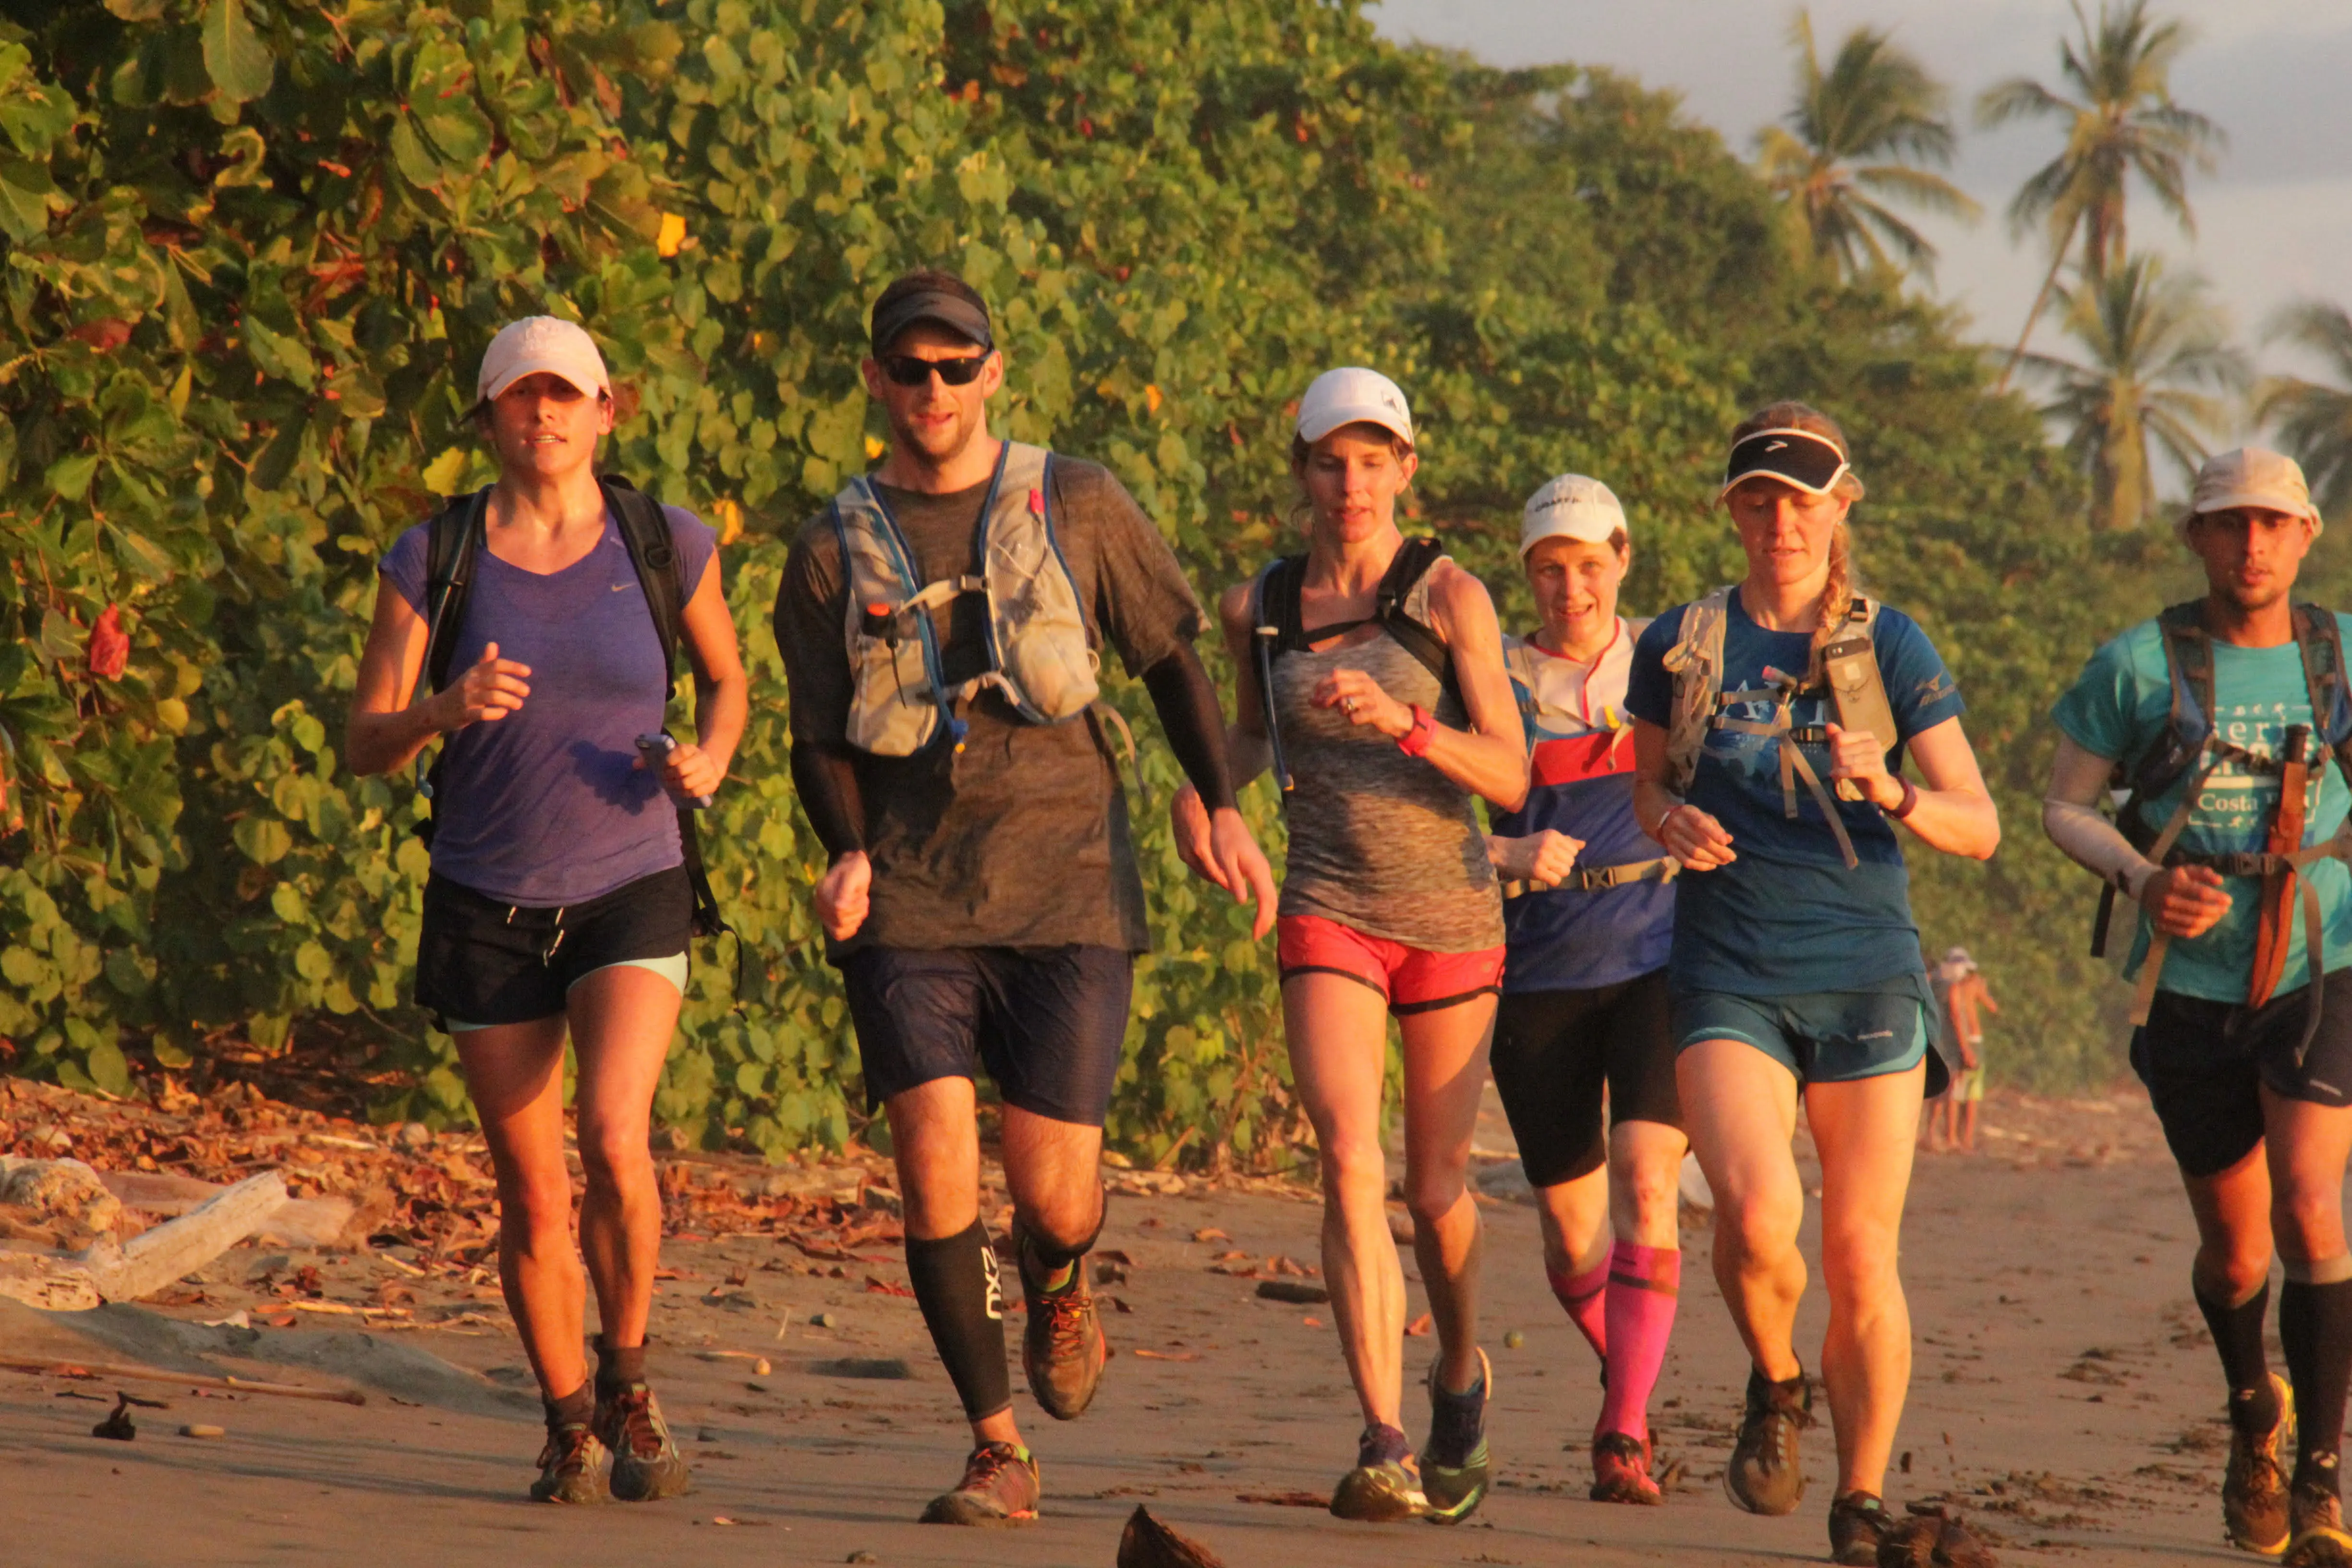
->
[[475, 316, 612, 408], [1520, 474, 1628, 558]]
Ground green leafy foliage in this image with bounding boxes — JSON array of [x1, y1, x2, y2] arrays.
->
[[0, 0, 2246, 1157]]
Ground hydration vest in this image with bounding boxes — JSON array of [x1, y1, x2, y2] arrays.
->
[[2089, 601, 2352, 1055], [1249, 536, 1452, 798], [414, 477, 735, 971], [830, 441, 1100, 757], [1661, 587, 1899, 871]]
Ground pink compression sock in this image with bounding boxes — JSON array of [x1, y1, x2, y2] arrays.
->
[[1548, 1260, 1611, 1361], [1596, 1240, 1681, 1443]]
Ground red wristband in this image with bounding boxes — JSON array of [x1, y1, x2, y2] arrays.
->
[[1398, 704, 1435, 758], [1887, 774, 1918, 820]]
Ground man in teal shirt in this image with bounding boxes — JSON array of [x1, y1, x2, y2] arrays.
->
[[2044, 447, 2352, 1567]]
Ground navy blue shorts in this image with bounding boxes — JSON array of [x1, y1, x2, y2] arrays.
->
[[840, 945, 1133, 1126], [1673, 971, 1946, 1095]]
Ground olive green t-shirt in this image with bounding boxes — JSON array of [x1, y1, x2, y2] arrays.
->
[[773, 452, 1203, 954]]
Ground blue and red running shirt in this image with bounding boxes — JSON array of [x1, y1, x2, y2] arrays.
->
[[1488, 618, 1676, 994]]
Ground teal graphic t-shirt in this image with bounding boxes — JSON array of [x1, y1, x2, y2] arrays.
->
[[2050, 615, 2352, 1003]]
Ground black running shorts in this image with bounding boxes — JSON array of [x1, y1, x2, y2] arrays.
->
[[1490, 968, 1680, 1189], [2132, 969, 2352, 1179], [840, 945, 1133, 1126], [414, 866, 692, 1030]]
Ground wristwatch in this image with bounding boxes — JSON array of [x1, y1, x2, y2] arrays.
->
[[1887, 775, 1918, 820], [1398, 704, 1436, 758]]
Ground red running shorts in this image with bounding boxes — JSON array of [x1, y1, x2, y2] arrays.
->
[[1277, 913, 1505, 1016]]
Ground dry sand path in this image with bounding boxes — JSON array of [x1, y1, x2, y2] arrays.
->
[[0, 1090, 2269, 1565]]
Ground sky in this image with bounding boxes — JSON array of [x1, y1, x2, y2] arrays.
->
[[1365, 1, 2352, 422]]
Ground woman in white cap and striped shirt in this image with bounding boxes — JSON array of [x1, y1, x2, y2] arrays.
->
[[1483, 474, 1688, 1506], [1174, 367, 1526, 1523], [346, 317, 747, 1505]]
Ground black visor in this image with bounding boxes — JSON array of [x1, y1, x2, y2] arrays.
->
[[870, 290, 994, 357], [1720, 427, 1849, 499]]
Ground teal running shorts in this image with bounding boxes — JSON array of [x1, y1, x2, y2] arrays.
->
[[1671, 972, 1941, 1090]]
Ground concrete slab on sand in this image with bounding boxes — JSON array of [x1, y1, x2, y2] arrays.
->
[[0, 1096, 2260, 1566]]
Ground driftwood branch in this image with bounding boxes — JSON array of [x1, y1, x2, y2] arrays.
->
[[0, 1172, 288, 1310]]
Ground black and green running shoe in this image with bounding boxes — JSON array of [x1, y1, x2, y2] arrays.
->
[[1330, 1423, 1427, 1522], [595, 1382, 692, 1502], [1421, 1348, 1492, 1524]]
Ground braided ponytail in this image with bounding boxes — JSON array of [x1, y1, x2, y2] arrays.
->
[[1727, 399, 1866, 679]]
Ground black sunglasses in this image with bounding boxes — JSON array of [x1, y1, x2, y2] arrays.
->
[[881, 353, 989, 387]]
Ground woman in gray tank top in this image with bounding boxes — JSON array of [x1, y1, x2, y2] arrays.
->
[[1172, 367, 1527, 1523]]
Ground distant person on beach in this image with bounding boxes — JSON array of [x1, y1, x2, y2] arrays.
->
[[1934, 948, 1997, 1152], [1924, 948, 1997, 1152], [1175, 367, 1526, 1523], [2044, 447, 2352, 1565], [345, 317, 748, 1504], [774, 270, 1273, 1525], [1627, 402, 2000, 1565], [1481, 474, 1687, 1506]]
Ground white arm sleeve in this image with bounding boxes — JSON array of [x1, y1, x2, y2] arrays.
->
[[2041, 735, 2156, 898]]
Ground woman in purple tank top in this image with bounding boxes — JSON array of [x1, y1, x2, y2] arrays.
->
[[345, 318, 747, 1505]]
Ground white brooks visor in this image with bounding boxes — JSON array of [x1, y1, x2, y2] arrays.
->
[[1297, 366, 1414, 446]]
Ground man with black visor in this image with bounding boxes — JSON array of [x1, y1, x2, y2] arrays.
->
[[774, 269, 1276, 1525]]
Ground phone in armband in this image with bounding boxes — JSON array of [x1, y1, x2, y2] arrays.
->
[[635, 732, 713, 809]]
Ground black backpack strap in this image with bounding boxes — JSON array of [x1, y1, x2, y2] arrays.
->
[[1257, 554, 1309, 654], [2293, 602, 2352, 781], [1374, 535, 1453, 689], [600, 476, 740, 985], [422, 488, 490, 694], [601, 475, 684, 669], [411, 489, 490, 848]]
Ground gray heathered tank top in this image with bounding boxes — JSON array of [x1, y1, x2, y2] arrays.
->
[[1270, 560, 1505, 952]]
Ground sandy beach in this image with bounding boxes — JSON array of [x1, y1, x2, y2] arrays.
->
[[0, 1085, 2258, 1566]]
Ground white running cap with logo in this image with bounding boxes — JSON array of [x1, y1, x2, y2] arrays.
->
[[1296, 366, 1413, 446], [476, 316, 613, 407], [2183, 446, 2321, 537], [1520, 474, 1628, 558]]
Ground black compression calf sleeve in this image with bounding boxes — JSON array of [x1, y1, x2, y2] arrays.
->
[[2282, 1277, 2352, 1492], [906, 1219, 1012, 1421], [1142, 644, 1238, 814], [2195, 1278, 2279, 1432]]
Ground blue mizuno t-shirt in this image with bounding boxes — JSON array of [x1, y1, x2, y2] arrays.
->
[[1625, 592, 1964, 996], [2050, 615, 2352, 1003]]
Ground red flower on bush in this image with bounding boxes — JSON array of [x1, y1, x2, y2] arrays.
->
[[87, 605, 129, 681]]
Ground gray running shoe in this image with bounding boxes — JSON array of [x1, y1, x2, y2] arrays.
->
[[920, 1441, 1041, 1525], [529, 1421, 609, 1504], [595, 1383, 692, 1501], [2226, 1374, 2294, 1556], [1724, 1364, 1812, 1517], [1017, 1231, 1107, 1421]]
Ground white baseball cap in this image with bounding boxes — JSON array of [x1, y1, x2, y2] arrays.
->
[[1296, 366, 1413, 446], [475, 316, 612, 407], [2182, 446, 2322, 538], [1520, 474, 1628, 557]]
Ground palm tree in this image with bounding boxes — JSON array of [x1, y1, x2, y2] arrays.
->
[[1756, 12, 1978, 281], [2024, 254, 2245, 531], [1979, 0, 2224, 389], [2258, 301, 2352, 523]]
